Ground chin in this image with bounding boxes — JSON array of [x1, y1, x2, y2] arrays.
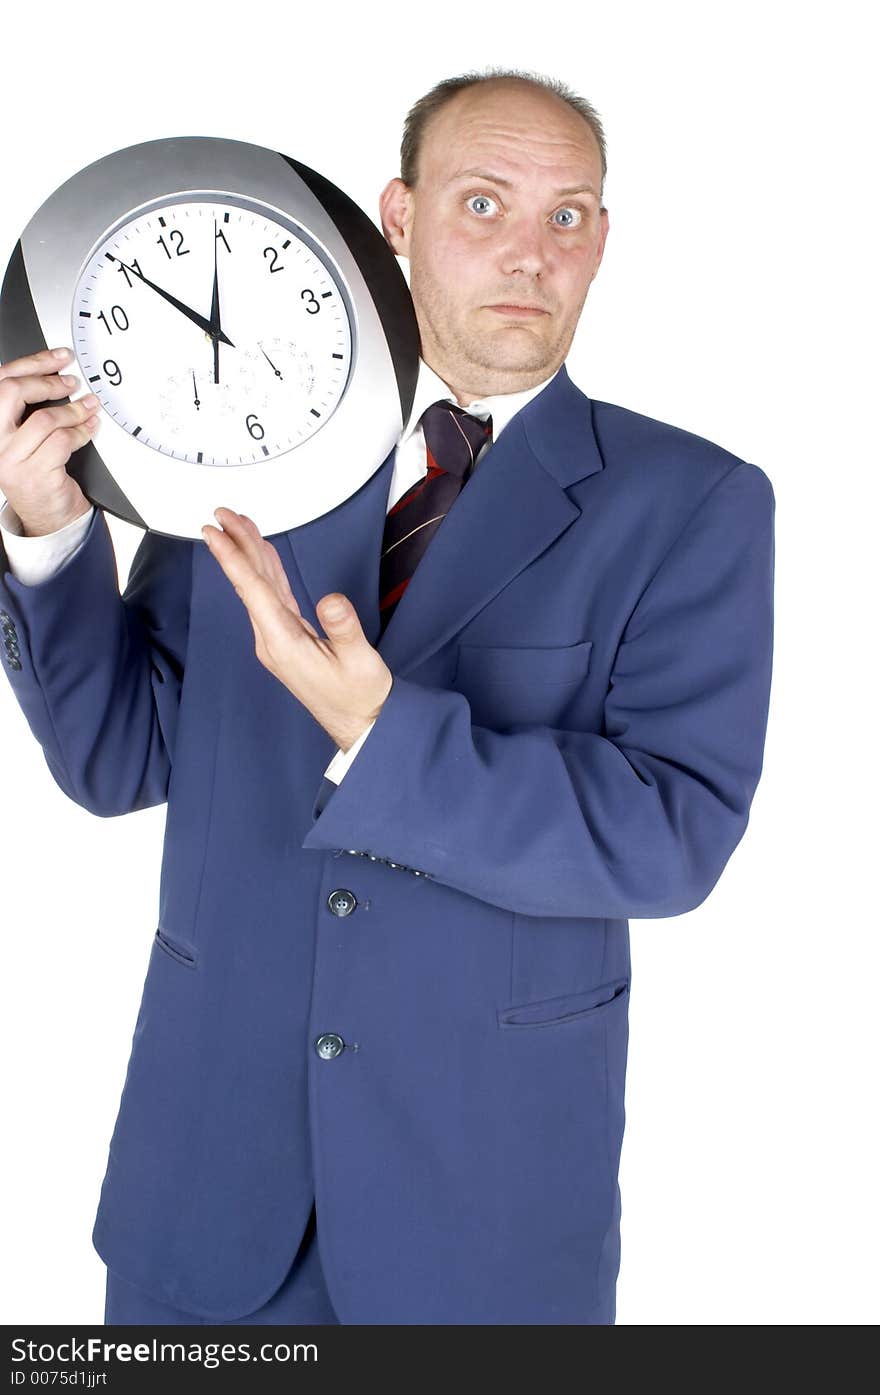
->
[[477, 340, 554, 375]]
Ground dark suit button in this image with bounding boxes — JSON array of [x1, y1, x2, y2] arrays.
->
[[327, 888, 357, 917], [315, 1032, 345, 1060]]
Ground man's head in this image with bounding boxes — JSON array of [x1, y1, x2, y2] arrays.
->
[[380, 70, 610, 404]]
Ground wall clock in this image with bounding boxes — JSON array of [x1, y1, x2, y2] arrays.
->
[[0, 136, 419, 539]]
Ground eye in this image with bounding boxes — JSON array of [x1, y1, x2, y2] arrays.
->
[[465, 193, 500, 217], [551, 206, 583, 228]]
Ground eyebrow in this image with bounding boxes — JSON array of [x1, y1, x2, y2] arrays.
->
[[446, 168, 599, 199]]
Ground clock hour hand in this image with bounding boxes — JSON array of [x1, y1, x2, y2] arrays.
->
[[111, 254, 235, 347]]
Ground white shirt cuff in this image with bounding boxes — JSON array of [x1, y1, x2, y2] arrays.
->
[[322, 717, 377, 784], [0, 500, 94, 586]]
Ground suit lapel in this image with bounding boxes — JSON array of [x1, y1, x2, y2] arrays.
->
[[284, 364, 604, 681]]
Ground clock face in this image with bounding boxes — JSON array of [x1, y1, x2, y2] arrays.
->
[[71, 195, 354, 467], [1, 136, 420, 537]]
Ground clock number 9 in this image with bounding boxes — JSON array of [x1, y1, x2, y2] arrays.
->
[[301, 289, 320, 315], [103, 359, 122, 387], [97, 306, 130, 336], [246, 414, 265, 440]]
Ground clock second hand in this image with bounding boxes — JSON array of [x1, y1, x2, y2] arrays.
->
[[259, 343, 283, 380]]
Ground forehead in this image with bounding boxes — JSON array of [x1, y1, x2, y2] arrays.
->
[[419, 83, 601, 190]]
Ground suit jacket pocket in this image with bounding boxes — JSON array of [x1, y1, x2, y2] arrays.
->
[[154, 926, 199, 969], [454, 639, 593, 729], [497, 976, 629, 1029]]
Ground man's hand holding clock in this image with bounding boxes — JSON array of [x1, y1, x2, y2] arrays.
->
[[202, 507, 393, 753]]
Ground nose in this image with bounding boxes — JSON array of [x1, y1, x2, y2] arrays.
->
[[497, 214, 553, 279]]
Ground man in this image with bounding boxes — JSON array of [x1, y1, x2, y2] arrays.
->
[[0, 70, 775, 1325]]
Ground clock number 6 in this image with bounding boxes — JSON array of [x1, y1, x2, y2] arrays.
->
[[301, 289, 320, 315], [246, 414, 265, 440]]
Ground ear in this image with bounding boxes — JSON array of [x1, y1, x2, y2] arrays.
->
[[379, 177, 414, 258], [591, 205, 610, 281]]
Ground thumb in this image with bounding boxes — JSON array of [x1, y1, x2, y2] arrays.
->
[[318, 593, 360, 641]]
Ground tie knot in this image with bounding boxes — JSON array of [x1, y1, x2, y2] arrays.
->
[[419, 399, 493, 480]]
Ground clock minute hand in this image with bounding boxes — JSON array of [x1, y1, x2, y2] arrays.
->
[[210, 223, 222, 385], [112, 255, 235, 347]]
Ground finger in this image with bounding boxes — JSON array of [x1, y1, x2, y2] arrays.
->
[[260, 535, 301, 612], [0, 346, 73, 382], [3, 397, 98, 460], [31, 419, 99, 477], [232, 516, 322, 638], [203, 522, 286, 622], [212, 508, 272, 581], [206, 525, 318, 666], [0, 371, 86, 431]]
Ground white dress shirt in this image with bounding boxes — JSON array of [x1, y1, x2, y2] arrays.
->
[[0, 357, 559, 784]]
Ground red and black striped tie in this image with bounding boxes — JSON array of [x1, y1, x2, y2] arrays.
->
[[378, 400, 493, 636]]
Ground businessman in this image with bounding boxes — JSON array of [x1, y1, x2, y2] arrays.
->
[[0, 70, 775, 1325]]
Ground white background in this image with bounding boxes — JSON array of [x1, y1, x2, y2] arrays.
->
[[1, 0, 876, 1326]]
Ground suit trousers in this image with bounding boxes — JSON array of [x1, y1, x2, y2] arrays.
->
[[104, 1202, 339, 1324]]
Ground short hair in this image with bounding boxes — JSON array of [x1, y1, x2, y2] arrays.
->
[[400, 68, 607, 205]]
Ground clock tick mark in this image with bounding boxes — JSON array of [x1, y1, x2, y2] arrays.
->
[[132, 426, 142, 437]]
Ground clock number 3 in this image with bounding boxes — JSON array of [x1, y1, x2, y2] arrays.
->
[[301, 288, 321, 315]]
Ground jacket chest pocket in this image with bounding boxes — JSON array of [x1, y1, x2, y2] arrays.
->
[[453, 639, 593, 729]]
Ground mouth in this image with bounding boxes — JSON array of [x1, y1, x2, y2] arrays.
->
[[486, 303, 549, 318]]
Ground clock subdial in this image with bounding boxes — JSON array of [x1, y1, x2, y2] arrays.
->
[[71, 197, 353, 466], [255, 338, 317, 396], [157, 341, 318, 455]]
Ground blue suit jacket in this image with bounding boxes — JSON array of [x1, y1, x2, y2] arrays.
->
[[0, 364, 775, 1324]]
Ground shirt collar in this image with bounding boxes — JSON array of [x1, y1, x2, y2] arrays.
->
[[399, 357, 561, 447]]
